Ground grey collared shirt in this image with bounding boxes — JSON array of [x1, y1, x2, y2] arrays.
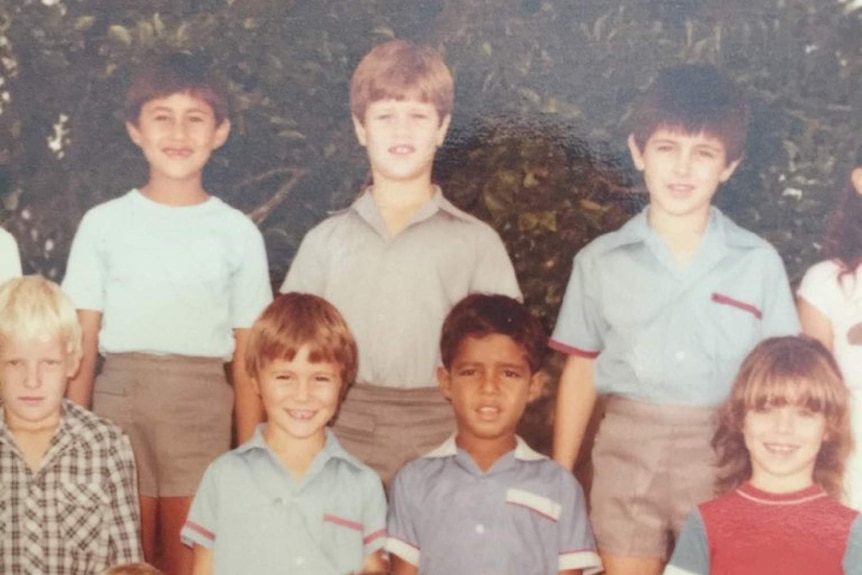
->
[[281, 188, 521, 389]]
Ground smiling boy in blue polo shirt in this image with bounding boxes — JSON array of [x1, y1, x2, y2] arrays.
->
[[550, 65, 799, 575], [387, 294, 602, 575]]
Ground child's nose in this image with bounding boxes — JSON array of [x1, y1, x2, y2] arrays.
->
[[774, 408, 795, 432], [294, 380, 311, 401], [673, 150, 693, 175], [23, 365, 41, 389]]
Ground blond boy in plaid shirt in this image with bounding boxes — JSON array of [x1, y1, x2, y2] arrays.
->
[[0, 276, 142, 574]]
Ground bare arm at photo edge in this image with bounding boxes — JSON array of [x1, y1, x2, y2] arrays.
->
[[389, 555, 419, 575], [66, 309, 102, 408], [191, 545, 213, 575], [232, 328, 263, 444], [797, 297, 834, 351], [552, 354, 597, 471]]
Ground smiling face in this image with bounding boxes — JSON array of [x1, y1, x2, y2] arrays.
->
[[628, 128, 739, 228], [256, 345, 343, 449], [1, 333, 79, 432], [353, 98, 450, 188], [743, 402, 827, 493], [438, 334, 543, 459], [126, 91, 230, 195]]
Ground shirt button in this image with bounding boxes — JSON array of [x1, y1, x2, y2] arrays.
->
[[675, 351, 686, 361], [475, 524, 485, 534], [295, 556, 305, 566]]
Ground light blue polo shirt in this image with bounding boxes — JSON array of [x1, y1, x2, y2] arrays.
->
[[181, 426, 386, 575], [386, 435, 602, 575], [550, 207, 799, 406]]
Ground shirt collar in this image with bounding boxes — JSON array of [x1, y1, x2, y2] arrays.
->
[[594, 206, 761, 254], [237, 424, 364, 471], [348, 185, 472, 234], [424, 433, 547, 463]]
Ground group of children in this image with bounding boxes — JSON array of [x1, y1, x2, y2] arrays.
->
[[0, 36, 861, 575]]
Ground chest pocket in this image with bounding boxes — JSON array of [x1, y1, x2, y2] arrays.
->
[[320, 511, 365, 574], [709, 292, 762, 360], [57, 481, 109, 559]]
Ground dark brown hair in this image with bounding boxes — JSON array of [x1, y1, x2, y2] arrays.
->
[[124, 53, 229, 126], [629, 64, 748, 163], [440, 294, 546, 373], [821, 146, 862, 276]]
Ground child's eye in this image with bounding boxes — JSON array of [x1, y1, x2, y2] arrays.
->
[[697, 149, 717, 159], [457, 368, 478, 377], [314, 375, 334, 384], [503, 369, 523, 378]]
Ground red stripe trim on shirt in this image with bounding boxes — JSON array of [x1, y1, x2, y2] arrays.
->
[[323, 513, 363, 531], [363, 528, 387, 545], [184, 521, 215, 542], [711, 293, 763, 319], [548, 339, 600, 358], [507, 501, 560, 522]]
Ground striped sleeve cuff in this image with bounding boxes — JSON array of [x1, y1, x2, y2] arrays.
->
[[180, 521, 215, 549], [559, 549, 603, 574], [363, 528, 387, 553], [385, 537, 420, 566]]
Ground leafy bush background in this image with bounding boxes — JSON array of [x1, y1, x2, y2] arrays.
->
[[1, 0, 859, 453]]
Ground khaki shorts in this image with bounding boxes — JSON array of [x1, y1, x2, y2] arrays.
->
[[93, 353, 233, 498], [590, 397, 718, 559], [333, 383, 455, 488]]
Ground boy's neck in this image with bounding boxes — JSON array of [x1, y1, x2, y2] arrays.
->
[[140, 178, 210, 207], [370, 181, 435, 236], [263, 425, 326, 479], [9, 424, 59, 472], [648, 207, 710, 265], [456, 433, 517, 472]]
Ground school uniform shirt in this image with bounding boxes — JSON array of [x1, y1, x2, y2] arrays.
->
[[62, 189, 272, 360], [551, 207, 799, 406], [0, 400, 142, 575], [386, 435, 602, 575], [181, 426, 387, 575], [281, 186, 521, 389], [665, 482, 862, 575], [0, 226, 22, 283]]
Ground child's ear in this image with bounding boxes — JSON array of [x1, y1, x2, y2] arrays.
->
[[627, 134, 645, 171], [436, 366, 453, 400], [435, 114, 452, 147], [718, 156, 741, 183], [527, 370, 547, 403], [212, 119, 231, 150], [65, 351, 82, 380], [126, 121, 143, 147], [352, 114, 368, 147], [852, 168, 862, 196]]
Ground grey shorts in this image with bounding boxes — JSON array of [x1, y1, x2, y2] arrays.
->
[[332, 383, 455, 487], [589, 396, 718, 559], [93, 353, 233, 498]]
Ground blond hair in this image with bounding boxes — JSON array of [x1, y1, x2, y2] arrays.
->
[[0, 276, 82, 362], [713, 336, 852, 498], [350, 39, 454, 123]]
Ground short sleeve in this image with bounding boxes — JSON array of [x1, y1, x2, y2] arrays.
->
[[556, 472, 602, 574], [550, 251, 604, 356], [360, 470, 388, 555], [664, 510, 710, 575], [844, 515, 862, 575], [62, 210, 107, 311], [758, 248, 801, 338], [0, 227, 21, 282], [469, 226, 522, 301], [229, 220, 272, 328], [181, 462, 220, 549], [385, 467, 421, 567], [797, 260, 840, 319], [280, 224, 328, 295]]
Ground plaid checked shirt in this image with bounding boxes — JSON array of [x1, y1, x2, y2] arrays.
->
[[0, 399, 143, 574]]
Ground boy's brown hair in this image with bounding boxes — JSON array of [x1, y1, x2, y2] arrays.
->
[[350, 39, 454, 124], [440, 294, 547, 373], [124, 52, 229, 126], [713, 336, 852, 498], [244, 292, 358, 400], [629, 63, 748, 163]]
